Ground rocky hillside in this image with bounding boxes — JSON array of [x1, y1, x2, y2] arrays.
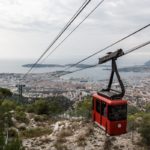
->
[[0, 89, 149, 150], [15, 114, 143, 150]]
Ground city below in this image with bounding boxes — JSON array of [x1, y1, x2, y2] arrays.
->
[[0, 72, 149, 109]]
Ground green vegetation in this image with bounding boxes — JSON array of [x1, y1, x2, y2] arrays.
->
[[33, 100, 50, 115], [0, 88, 70, 148], [5, 139, 24, 150], [0, 88, 12, 99], [0, 87, 24, 149], [128, 105, 139, 115], [127, 104, 150, 148], [127, 105, 140, 132], [139, 113, 150, 146], [26, 97, 71, 116], [0, 134, 24, 150], [69, 96, 92, 119], [20, 127, 52, 138], [34, 115, 49, 122], [15, 105, 26, 112], [1, 99, 17, 112], [145, 103, 150, 113], [14, 111, 29, 124], [0, 87, 150, 149]]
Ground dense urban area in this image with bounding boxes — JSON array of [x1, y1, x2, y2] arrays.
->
[[0, 72, 149, 106]]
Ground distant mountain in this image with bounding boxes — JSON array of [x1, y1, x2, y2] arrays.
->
[[145, 60, 150, 66], [22, 64, 64, 68], [23, 61, 150, 71], [22, 63, 94, 69], [118, 66, 150, 72], [66, 64, 95, 68], [118, 60, 150, 72]]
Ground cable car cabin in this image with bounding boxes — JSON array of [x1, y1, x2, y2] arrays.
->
[[92, 93, 127, 136], [92, 49, 127, 136]]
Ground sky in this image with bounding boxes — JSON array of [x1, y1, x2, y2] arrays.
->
[[0, 0, 150, 66]]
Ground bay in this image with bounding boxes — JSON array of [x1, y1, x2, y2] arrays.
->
[[0, 59, 149, 81]]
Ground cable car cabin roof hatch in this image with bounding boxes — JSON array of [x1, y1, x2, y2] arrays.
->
[[98, 49, 125, 100]]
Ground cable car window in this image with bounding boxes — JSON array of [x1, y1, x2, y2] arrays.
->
[[101, 102, 107, 117], [96, 100, 100, 113], [108, 105, 127, 121]]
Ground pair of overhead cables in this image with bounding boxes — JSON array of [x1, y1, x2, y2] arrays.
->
[[41, 0, 105, 64], [57, 40, 150, 77], [54, 23, 150, 77], [22, 0, 92, 79], [22, 0, 149, 79]]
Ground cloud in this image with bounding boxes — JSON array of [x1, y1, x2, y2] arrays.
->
[[0, 0, 150, 32], [0, 0, 86, 31], [0, 0, 150, 62], [0, 0, 102, 31], [88, 0, 150, 30]]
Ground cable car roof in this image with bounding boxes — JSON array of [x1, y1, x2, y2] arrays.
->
[[93, 93, 127, 105]]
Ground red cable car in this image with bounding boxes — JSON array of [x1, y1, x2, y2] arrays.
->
[[92, 49, 127, 136]]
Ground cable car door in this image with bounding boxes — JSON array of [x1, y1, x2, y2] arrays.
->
[[100, 101, 107, 131], [95, 100, 101, 125]]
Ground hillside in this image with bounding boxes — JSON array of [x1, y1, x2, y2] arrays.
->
[[0, 87, 150, 150], [22, 118, 142, 150]]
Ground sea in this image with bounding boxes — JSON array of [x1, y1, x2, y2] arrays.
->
[[0, 59, 149, 81]]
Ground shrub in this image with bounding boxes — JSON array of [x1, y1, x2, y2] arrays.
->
[[33, 100, 49, 115], [0, 111, 13, 128], [0, 131, 5, 149], [8, 128, 18, 138], [128, 105, 139, 115], [145, 103, 150, 113], [14, 111, 29, 124], [18, 125, 26, 131], [139, 113, 150, 146], [128, 115, 137, 131], [5, 138, 24, 150], [71, 97, 92, 119], [15, 105, 25, 112], [0, 130, 24, 150], [34, 115, 48, 122], [1, 100, 16, 112], [26, 104, 35, 113], [0, 88, 12, 99], [20, 127, 52, 138]]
